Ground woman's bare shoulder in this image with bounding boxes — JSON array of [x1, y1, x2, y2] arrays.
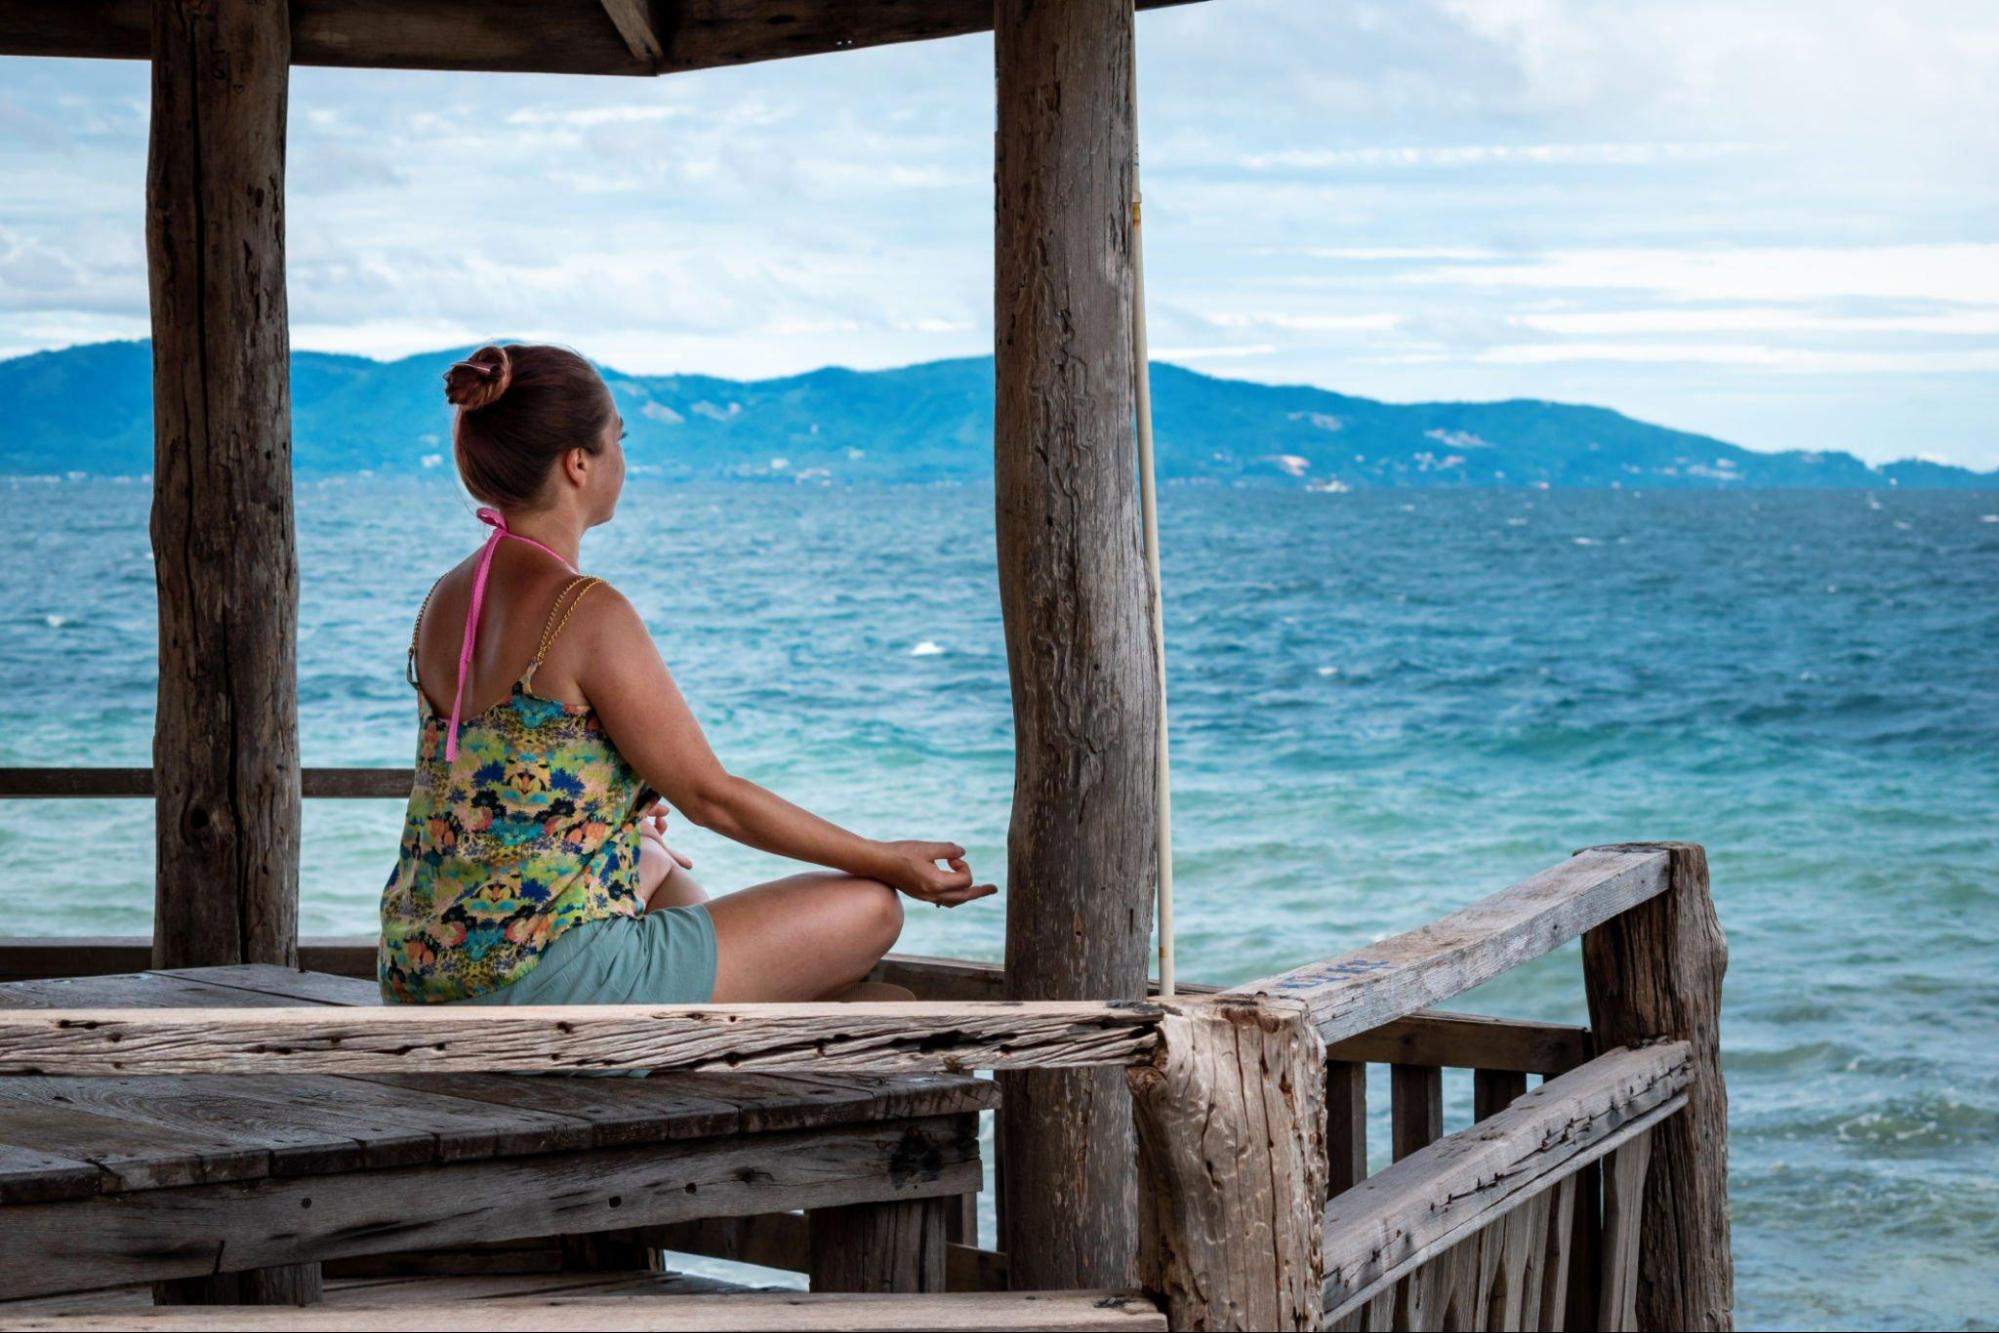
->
[[569, 575, 648, 645]]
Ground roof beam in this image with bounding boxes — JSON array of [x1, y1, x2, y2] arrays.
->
[[0, 1, 1204, 78], [600, 0, 664, 64]]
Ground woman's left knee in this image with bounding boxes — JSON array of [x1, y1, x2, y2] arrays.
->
[[842, 877, 903, 956]]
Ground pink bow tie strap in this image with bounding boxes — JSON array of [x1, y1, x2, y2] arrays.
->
[[444, 507, 576, 761]]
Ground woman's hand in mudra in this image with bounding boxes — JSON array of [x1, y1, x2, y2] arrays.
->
[[873, 841, 997, 908]]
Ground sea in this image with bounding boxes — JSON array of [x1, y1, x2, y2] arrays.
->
[[2, 476, 1994, 1330]]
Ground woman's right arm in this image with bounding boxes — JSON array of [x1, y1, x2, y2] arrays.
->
[[574, 586, 994, 908]]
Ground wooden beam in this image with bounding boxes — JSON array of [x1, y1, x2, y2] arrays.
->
[[0, 0, 1203, 77], [1319, 1042, 1693, 1322], [0, 938, 376, 983], [1128, 1000, 1327, 1331], [0, 1290, 1168, 1332], [146, 0, 299, 974], [0, 768, 409, 799], [598, 0, 662, 63], [0, 1115, 979, 1300], [993, 0, 1153, 1293], [1579, 842, 1734, 1330], [1232, 848, 1671, 1045], [0, 999, 1165, 1076]]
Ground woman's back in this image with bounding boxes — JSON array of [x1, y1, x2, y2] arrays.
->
[[383, 514, 653, 1004]]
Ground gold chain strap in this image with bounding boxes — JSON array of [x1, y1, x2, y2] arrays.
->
[[534, 576, 601, 666], [406, 582, 440, 689]]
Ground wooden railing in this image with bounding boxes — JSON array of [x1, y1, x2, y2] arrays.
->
[[0, 801, 1729, 1329], [0, 767, 411, 800]]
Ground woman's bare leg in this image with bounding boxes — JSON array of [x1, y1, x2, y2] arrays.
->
[[706, 871, 905, 1002]]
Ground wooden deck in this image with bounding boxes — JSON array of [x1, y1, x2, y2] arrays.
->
[[0, 966, 993, 1303]]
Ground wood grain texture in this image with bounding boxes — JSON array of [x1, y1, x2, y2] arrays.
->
[[1128, 1001, 1327, 1331], [1597, 1130, 1653, 1332], [1389, 1064, 1443, 1162], [0, 0, 1201, 76], [150, 1265, 321, 1309], [992, 0, 1154, 1293], [0, 939, 378, 983], [145, 0, 299, 974], [1319, 1042, 1692, 1321], [1324, 1060, 1367, 1199], [597, 0, 661, 61], [1475, 1068, 1530, 1121], [0, 1115, 979, 1299], [808, 1196, 950, 1293], [0, 1289, 1168, 1330], [0, 998, 1162, 1076], [0, 769, 409, 800], [1580, 842, 1733, 1331], [1232, 848, 1671, 1044], [0, 945, 1592, 1072]]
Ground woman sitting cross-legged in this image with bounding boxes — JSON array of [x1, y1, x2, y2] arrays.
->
[[379, 342, 994, 1008]]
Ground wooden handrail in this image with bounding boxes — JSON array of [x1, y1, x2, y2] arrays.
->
[[1318, 1041, 1693, 1321], [1230, 846, 1671, 1045], [0, 767, 411, 799]]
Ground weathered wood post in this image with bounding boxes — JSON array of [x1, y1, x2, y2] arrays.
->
[[1579, 842, 1733, 1330], [146, 0, 301, 974], [145, 0, 310, 1306], [1128, 998, 1327, 1330], [993, 0, 1158, 1293]]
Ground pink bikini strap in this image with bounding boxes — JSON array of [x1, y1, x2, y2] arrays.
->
[[444, 507, 576, 761]]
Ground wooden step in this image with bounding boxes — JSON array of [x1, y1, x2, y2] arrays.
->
[[0, 1279, 1165, 1331]]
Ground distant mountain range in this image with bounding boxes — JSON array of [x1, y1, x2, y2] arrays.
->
[[2, 340, 1991, 489]]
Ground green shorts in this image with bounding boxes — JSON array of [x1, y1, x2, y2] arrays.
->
[[460, 906, 718, 1007]]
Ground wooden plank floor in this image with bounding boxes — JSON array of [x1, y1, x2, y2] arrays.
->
[[0, 966, 995, 1206]]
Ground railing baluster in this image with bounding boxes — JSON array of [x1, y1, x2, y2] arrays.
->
[[1597, 1130, 1654, 1332], [1326, 1060, 1369, 1198], [1565, 1161, 1603, 1332], [1473, 1067, 1528, 1121], [1390, 1064, 1445, 1161]]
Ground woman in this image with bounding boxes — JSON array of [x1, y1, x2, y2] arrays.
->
[[380, 343, 994, 1007]]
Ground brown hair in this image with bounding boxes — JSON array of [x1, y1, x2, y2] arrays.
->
[[443, 344, 615, 508]]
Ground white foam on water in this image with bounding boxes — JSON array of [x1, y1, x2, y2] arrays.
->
[[1572, 536, 1598, 546], [1316, 665, 1339, 677], [43, 614, 68, 628], [1980, 514, 1997, 523], [909, 641, 945, 657]]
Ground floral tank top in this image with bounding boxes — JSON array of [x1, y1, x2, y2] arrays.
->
[[379, 565, 653, 1004]]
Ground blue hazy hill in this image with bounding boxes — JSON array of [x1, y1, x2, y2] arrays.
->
[[2, 340, 1989, 489]]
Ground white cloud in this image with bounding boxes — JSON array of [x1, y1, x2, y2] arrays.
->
[[1, 0, 1996, 464], [1406, 244, 1999, 306]]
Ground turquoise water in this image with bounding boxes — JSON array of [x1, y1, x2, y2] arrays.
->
[[2, 477, 1995, 1329]]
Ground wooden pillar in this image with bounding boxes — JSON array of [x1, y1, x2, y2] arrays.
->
[[1579, 843, 1733, 1330], [146, 0, 307, 1303], [1129, 1000, 1326, 1331], [146, 0, 300, 972], [993, 0, 1155, 1294]]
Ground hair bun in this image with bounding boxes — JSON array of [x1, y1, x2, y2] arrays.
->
[[444, 345, 514, 411]]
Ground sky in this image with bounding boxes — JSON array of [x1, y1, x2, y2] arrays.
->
[[2, 0, 1996, 467]]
